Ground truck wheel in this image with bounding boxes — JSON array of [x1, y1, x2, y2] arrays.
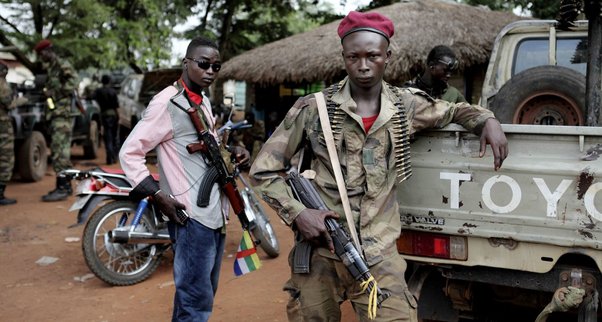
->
[[490, 66, 585, 125], [83, 120, 100, 159], [18, 131, 48, 182]]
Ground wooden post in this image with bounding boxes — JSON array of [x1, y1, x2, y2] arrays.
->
[[585, 0, 602, 126]]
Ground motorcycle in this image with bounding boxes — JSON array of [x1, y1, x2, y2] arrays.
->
[[65, 168, 170, 286], [66, 119, 280, 286]]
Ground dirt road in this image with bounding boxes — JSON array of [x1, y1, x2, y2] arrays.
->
[[0, 146, 355, 322]]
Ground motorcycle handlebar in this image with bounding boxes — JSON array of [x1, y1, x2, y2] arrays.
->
[[217, 120, 252, 135]]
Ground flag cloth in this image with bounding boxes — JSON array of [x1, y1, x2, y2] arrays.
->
[[233, 230, 262, 276]]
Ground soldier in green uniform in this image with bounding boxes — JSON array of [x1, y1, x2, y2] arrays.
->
[[250, 11, 508, 321], [0, 61, 18, 205], [34, 39, 79, 202], [404, 45, 467, 103]]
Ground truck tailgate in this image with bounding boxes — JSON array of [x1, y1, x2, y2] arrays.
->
[[398, 124, 602, 272]]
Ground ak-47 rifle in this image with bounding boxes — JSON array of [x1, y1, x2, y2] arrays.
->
[[185, 107, 250, 230], [285, 171, 390, 313]]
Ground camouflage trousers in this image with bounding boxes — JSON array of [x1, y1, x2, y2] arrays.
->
[[284, 247, 418, 322], [0, 119, 14, 184], [49, 117, 73, 173]]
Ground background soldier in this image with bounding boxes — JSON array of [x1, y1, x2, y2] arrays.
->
[[404, 45, 467, 103], [0, 61, 17, 205], [34, 39, 79, 202], [93, 74, 119, 164]]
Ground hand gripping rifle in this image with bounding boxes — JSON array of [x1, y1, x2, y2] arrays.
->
[[185, 107, 250, 230], [285, 171, 390, 316]]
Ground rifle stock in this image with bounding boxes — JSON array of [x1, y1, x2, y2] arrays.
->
[[185, 107, 250, 229], [285, 171, 390, 309]]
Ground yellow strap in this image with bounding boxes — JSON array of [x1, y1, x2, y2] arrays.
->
[[359, 275, 379, 320]]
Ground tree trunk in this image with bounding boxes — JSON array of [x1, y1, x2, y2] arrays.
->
[[585, 0, 602, 126]]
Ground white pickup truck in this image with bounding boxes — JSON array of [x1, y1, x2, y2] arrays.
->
[[398, 20, 602, 321]]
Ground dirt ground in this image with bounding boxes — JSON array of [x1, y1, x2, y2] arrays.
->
[[0, 146, 356, 322]]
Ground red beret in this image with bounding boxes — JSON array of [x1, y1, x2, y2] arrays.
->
[[34, 39, 53, 53], [338, 11, 394, 42]]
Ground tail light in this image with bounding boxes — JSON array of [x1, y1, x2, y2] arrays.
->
[[397, 231, 468, 260]]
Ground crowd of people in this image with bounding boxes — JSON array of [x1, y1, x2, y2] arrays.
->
[[1, 11, 509, 322]]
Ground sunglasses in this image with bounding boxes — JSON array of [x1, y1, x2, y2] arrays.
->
[[186, 57, 221, 72], [438, 59, 459, 72]]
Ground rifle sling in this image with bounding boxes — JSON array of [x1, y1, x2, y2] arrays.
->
[[314, 92, 363, 255]]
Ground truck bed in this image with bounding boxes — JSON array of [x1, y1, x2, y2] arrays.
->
[[398, 124, 602, 273]]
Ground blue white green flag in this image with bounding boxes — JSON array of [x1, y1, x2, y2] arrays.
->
[[233, 230, 261, 276]]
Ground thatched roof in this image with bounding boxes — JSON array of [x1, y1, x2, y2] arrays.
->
[[218, 0, 523, 86]]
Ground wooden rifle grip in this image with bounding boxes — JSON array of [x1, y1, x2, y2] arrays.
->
[[186, 108, 207, 133]]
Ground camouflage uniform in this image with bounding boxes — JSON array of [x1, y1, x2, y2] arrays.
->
[[250, 77, 494, 321], [0, 77, 14, 185], [43, 59, 78, 173], [404, 77, 467, 103]]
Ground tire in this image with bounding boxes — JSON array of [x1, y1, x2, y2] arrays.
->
[[17, 131, 47, 182], [244, 190, 280, 258], [83, 120, 100, 159], [82, 200, 163, 286], [490, 66, 586, 125]]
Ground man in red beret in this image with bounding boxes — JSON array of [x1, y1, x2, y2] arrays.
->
[[251, 10, 508, 321], [34, 39, 80, 202]]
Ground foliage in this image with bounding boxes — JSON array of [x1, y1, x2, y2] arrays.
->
[[461, 0, 563, 19], [0, 0, 195, 72], [181, 0, 340, 62]]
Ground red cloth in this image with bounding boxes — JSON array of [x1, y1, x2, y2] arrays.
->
[[337, 11, 394, 41], [179, 79, 203, 105], [34, 39, 53, 52], [362, 114, 378, 133]]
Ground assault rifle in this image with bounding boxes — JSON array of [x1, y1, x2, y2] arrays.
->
[[285, 171, 390, 309], [185, 107, 250, 229]]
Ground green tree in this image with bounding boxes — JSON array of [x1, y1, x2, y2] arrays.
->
[[181, 0, 339, 62], [461, 0, 562, 19], [0, 0, 195, 72]]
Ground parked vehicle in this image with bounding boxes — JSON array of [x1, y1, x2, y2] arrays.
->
[[117, 68, 180, 143], [480, 20, 588, 125], [65, 120, 280, 285], [399, 18, 602, 321], [65, 168, 169, 286], [9, 77, 101, 182]]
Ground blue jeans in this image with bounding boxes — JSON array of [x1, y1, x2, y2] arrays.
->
[[168, 220, 225, 322]]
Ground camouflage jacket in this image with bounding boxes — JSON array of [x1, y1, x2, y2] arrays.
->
[[404, 76, 467, 104], [250, 77, 494, 266], [43, 59, 78, 119], [0, 78, 13, 121]]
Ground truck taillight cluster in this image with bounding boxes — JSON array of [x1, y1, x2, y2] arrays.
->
[[397, 231, 468, 261]]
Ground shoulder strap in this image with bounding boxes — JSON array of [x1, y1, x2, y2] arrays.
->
[[314, 92, 362, 254]]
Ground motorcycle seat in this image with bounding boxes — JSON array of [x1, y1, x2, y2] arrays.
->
[[99, 167, 160, 181]]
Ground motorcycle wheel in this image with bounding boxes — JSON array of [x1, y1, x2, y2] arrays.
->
[[243, 189, 280, 258], [82, 200, 165, 286]]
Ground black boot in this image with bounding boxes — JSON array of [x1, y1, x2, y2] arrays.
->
[[42, 175, 72, 202], [0, 184, 17, 206]]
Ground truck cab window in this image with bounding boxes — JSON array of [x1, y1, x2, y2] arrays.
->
[[513, 37, 587, 76], [556, 37, 587, 75]]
